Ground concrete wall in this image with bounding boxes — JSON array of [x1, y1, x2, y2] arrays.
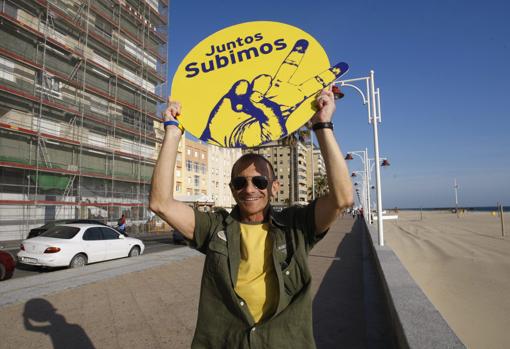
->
[[362, 220, 466, 349]]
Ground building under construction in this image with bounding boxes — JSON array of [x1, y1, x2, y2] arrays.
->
[[0, 0, 168, 240]]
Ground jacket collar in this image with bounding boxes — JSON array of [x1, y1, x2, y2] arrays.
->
[[225, 205, 287, 228]]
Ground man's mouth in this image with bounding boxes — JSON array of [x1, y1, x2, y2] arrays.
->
[[241, 197, 261, 202]]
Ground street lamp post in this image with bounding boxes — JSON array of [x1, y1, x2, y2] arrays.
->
[[345, 149, 369, 222], [351, 170, 368, 220], [335, 70, 385, 245], [366, 157, 390, 224]]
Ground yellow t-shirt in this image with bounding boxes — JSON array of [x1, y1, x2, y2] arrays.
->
[[235, 223, 278, 323]]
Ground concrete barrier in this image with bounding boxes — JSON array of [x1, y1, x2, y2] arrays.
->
[[362, 220, 466, 349]]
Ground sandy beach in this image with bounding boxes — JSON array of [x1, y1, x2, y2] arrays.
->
[[384, 210, 510, 349]]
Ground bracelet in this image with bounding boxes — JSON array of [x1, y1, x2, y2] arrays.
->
[[163, 120, 184, 133], [312, 122, 334, 131]]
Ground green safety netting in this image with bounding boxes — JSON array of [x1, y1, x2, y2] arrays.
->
[[34, 174, 70, 190]]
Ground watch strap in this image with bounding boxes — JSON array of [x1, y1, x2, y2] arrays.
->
[[312, 122, 334, 131]]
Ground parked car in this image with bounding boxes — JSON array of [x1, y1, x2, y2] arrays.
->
[[0, 250, 16, 281], [18, 224, 144, 268], [27, 219, 108, 239]]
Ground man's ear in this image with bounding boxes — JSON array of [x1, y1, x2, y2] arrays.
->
[[271, 179, 280, 197]]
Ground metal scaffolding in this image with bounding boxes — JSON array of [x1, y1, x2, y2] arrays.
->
[[0, 0, 168, 240]]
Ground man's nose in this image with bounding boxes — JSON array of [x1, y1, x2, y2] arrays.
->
[[244, 179, 258, 192]]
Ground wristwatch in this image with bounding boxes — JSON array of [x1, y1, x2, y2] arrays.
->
[[312, 122, 334, 131]]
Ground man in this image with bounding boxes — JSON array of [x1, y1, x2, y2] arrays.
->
[[150, 88, 353, 348], [117, 214, 126, 234]]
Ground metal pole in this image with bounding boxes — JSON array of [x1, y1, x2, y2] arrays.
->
[[311, 131, 315, 200], [370, 70, 384, 246], [500, 204, 505, 237], [454, 178, 459, 218], [364, 148, 370, 223]]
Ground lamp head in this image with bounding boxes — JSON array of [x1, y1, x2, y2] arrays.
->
[[332, 85, 345, 100]]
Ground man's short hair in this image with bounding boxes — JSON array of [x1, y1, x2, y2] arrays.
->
[[231, 153, 276, 180]]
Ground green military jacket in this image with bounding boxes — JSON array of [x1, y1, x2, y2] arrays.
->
[[190, 201, 327, 349]]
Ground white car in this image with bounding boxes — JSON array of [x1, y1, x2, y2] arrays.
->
[[17, 224, 145, 268]]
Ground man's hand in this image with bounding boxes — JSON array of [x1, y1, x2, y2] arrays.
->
[[164, 98, 181, 122], [200, 39, 348, 148], [309, 87, 336, 125]]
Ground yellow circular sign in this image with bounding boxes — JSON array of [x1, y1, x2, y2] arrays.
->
[[171, 21, 348, 148]]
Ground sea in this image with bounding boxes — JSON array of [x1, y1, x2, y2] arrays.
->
[[398, 206, 507, 212]]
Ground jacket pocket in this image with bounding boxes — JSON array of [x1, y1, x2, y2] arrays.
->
[[206, 239, 229, 275], [281, 257, 304, 297]]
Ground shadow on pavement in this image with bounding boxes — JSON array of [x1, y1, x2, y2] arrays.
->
[[23, 298, 95, 349], [312, 218, 394, 349]]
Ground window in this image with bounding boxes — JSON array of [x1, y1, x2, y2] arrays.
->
[[187, 149, 191, 155], [122, 107, 136, 126], [95, 17, 112, 39], [176, 169, 181, 177], [83, 227, 103, 241], [194, 162, 199, 172], [0, 57, 15, 82], [101, 227, 120, 239], [194, 175, 200, 187], [36, 71, 62, 99], [176, 182, 182, 192], [186, 160, 192, 171], [194, 151, 198, 157], [201, 153, 205, 160], [41, 226, 80, 239]]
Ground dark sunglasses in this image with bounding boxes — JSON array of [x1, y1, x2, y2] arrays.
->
[[230, 176, 271, 190]]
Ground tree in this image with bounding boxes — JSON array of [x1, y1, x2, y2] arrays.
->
[[308, 174, 328, 200]]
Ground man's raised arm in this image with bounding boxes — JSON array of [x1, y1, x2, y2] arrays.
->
[[149, 99, 196, 240], [312, 88, 354, 234]]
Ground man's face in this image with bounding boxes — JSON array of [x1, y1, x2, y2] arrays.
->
[[230, 159, 278, 222]]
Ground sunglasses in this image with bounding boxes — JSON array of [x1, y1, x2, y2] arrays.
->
[[230, 176, 271, 191]]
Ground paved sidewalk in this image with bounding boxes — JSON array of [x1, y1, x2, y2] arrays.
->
[[0, 216, 372, 349]]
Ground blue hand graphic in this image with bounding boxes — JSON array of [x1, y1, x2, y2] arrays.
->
[[200, 40, 348, 148]]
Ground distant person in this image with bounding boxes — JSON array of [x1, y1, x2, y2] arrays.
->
[[150, 89, 353, 347], [117, 214, 126, 234]]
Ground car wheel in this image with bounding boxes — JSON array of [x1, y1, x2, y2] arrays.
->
[[128, 246, 140, 257], [0, 264, 5, 281], [69, 254, 87, 268]]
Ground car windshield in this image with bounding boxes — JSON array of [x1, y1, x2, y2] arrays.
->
[[40, 226, 80, 239]]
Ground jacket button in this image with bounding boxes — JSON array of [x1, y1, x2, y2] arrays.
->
[[240, 301, 245, 306], [285, 270, 290, 276], [251, 327, 256, 332]]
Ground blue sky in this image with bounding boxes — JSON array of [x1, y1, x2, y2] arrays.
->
[[166, 0, 510, 208]]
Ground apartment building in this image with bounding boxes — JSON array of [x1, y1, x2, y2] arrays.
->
[[207, 145, 242, 209], [0, 0, 168, 240], [182, 138, 208, 197]]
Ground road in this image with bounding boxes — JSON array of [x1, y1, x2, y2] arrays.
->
[[3, 235, 185, 280]]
